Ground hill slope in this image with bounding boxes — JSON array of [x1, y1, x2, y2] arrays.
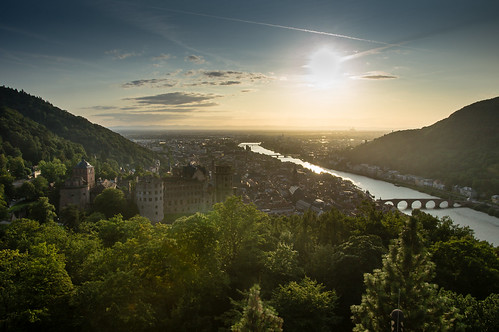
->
[[345, 97, 499, 197], [0, 86, 161, 167]]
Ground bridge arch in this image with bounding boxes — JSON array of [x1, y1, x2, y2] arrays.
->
[[377, 198, 463, 210]]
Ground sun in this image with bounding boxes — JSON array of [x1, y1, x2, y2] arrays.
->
[[305, 47, 342, 88]]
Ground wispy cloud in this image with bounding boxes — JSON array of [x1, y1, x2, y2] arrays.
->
[[127, 92, 221, 106], [354, 71, 398, 80], [152, 53, 172, 61], [94, 112, 189, 122], [121, 69, 274, 89], [105, 49, 142, 60], [185, 54, 205, 64], [121, 78, 177, 88]]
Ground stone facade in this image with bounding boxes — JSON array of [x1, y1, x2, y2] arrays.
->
[[59, 158, 95, 211], [135, 175, 164, 223]]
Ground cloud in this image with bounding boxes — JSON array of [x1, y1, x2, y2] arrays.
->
[[355, 71, 398, 80], [121, 69, 272, 90], [152, 53, 172, 61], [196, 70, 274, 84], [105, 49, 141, 60], [121, 78, 177, 88], [185, 54, 205, 64], [84, 105, 116, 111], [128, 92, 222, 106], [94, 112, 189, 122]]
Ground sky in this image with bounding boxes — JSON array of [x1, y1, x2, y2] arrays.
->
[[1, 0, 499, 131]]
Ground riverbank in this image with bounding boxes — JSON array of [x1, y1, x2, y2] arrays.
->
[[250, 142, 499, 245], [316, 162, 499, 218]]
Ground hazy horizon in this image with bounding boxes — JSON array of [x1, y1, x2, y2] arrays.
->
[[2, 0, 499, 131]]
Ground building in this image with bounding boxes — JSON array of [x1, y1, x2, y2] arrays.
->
[[135, 175, 164, 223], [163, 164, 215, 215], [215, 164, 233, 202], [59, 158, 95, 211], [134, 162, 234, 221]]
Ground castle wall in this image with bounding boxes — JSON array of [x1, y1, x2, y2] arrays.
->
[[135, 176, 164, 223]]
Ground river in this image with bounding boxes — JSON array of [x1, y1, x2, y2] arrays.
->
[[240, 143, 499, 245]]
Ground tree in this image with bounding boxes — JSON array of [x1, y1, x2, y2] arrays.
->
[[32, 175, 49, 197], [270, 277, 339, 331], [59, 204, 84, 231], [93, 188, 128, 219], [27, 197, 56, 223], [38, 158, 67, 183], [0, 184, 8, 220], [17, 180, 37, 201], [231, 284, 283, 332], [0, 243, 74, 330], [351, 217, 458, 331], [209, 197, 271, 290], [431, 237, 499, 299], [263, 242, 303, 289], [8, 156, 30, 179]]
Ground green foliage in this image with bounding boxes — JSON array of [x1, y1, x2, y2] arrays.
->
[[431, 237, 499, 299], [0, 184, 9, 220], [270, 277, 339, 331], [413, 209, 474, 244], [38, 158, 67, 183], [0, 86, 164, 168], [0, 198, 497, 331], [27, 197, 57, 223], [231, 284, 283, 332], [93, 188, 137, 219], [263, 242, 303, 289], [59, 204, 85, 231], [7, 156, 30, 179], [0, 243, 74, 330], [0, 105, 85, 164], [210, 196, 271, 290], [351, 218, 459, 331], [442, 290, 499, 331]]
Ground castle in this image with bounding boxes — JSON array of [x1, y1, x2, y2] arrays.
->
[[59, 158, 116, 211], [135, 163, 233, 223], [60, 159, 233, 223]]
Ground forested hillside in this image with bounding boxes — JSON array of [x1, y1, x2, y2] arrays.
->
[[345, 97, 499, 197], [0, 86, 162, 167]]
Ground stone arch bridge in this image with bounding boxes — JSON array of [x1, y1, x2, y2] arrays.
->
[[377, 198, 466, 210]]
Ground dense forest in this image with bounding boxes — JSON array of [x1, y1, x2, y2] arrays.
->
[[344, 97, 499, 197], [1, 196, 498, 331], [0, 86, 163, 168]]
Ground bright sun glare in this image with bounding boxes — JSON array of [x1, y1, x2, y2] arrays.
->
[[305, 47, 341, 88]]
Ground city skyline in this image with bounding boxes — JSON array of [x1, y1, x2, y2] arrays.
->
[[1, 0, 499, 131]]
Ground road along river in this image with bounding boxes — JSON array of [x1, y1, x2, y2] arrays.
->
[[240, 143, 499, 245]]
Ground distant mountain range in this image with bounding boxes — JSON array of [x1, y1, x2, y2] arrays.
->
[[345, 96, 499, 197], [0, 86, 161, 167]]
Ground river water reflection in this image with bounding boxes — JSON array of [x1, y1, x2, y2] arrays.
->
[[241, 143, 499, 245]]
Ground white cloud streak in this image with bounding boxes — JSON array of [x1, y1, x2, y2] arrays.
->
[[153, 7, 393, 46]]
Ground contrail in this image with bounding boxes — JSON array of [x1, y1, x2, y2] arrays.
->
[[153, 7, 392, 46]]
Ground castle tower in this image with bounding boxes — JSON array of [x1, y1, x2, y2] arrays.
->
[[59, 158, 94, 211], [215, 165, 233, 203], [73, 158, 95, 189], [135, 175, 164, 223]]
